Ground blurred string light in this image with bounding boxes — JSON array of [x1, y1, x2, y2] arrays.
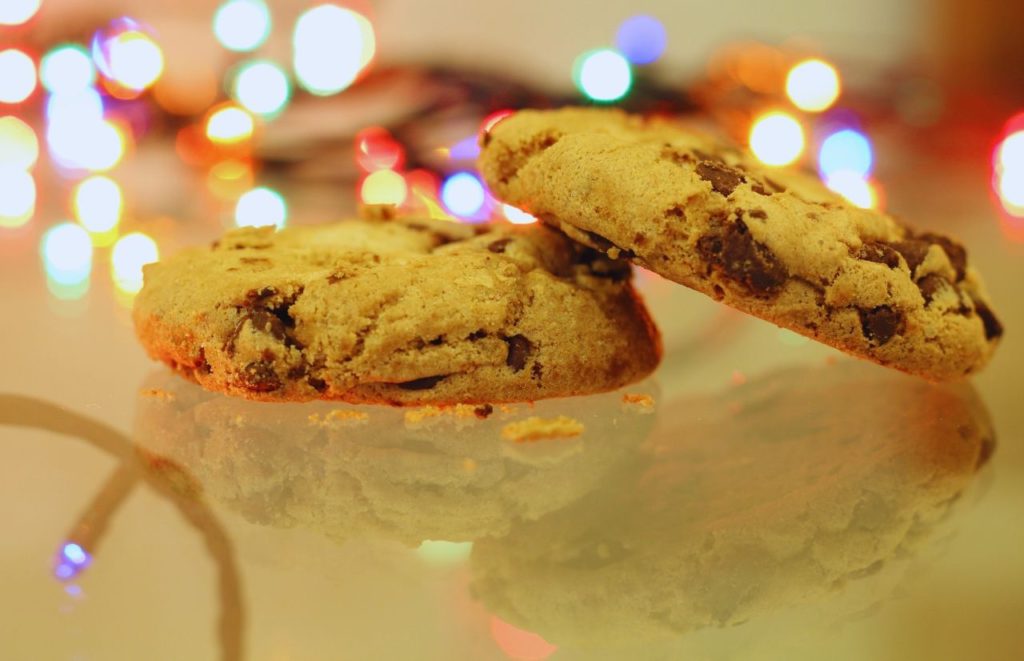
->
[[206, 159, 253, 201], [54, 542, 92, 581], [360, 169, 407, 206], [47, 118, 126, 172], [293, 5, 376, 96], [40, 45, 96, 95], [825, 171, 877, 208], [0, 49, 38, 104], [213, 0, 271, 52], [235, 186, 287, 229], [111, 232, 158, 294], [92, 19, 164, 93], [749, 111, 804, 166], [0, 167, 35, 228], [447, 135, 480, 161], [441, 172, 487, 219], [41, 222, 93, 300], [994, 124, 1024, 218], [0, 0, 41, 25], [0, 116, 39, 169], [46, 87, 104, 125], [355, 126, 404, 171], [786, 59, 840, 113], [232, 60, 291, 118], [73, 175, 123, 242], [206, 104, 254, 144], [615, 15, 667, 65], [818, 128, 872, 178], [502, 204, 537, 225], [574, 48, 632, 102]]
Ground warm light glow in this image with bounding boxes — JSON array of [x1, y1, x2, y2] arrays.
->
[[0, 116, 39, 169], [0, 0, 40, 26], [416, 540, 473, 566], [233, 60, 291, 118], [73, 176, 123, 233], [48, 119, 126, 172], [996, 131, 1024, 172], [749, 111, 805, 166], [106, 31, 164, 91], [818, 128, 872, 178], [786, 59, 840, 113], [46, 87, 104, 126], [489, 616, 557, 661], [360, 169, 408, 206], [998, 169, 1024, 207], [615, 15, 667, 65], [0, 50, 37, 104], [41, 46, 96, 95], [42, 223, 93, 284], [293, 5, 376, 96], [825, 171, 876, 208], [574, 49, 632, 102], [213, 0, 271, 52], [235, 186, 287, 229], [206, 105, 254, 144], [502, 204, 537, 225], [441, 172, 486, 218], [206, 159, 253, 200], [0, 168, 35, 228], [111, 232, 159, 293], [355, 127, 404, 171]]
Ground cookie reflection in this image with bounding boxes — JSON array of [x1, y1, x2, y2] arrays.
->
[[133, 374, 659, 545], [470, 362, 994, 647]]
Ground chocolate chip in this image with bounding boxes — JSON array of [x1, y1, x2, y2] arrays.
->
[[240, 360, 281, 392], [917, 232, 967, 280], [287, 364, 307, 379], [917, 274, 948, 303], [396, 375, 447, 390], [892, 239, 931, 274], [245, 286, 277, 305], [428, 335, 444, 346], [248, 310, 287, 340], [504, 335, 532, 372], [531, 362, 543, 381], [751, 183, 771, 196], [666, 205, 686, 218], [696, 161, 746, 196], [327, 272, 348, 284], [856, 241, 902, 268], [661, 146, 692, 165], [748, 209, 768, 219], [487, 238, 513, 254], [308, 376, 327, 392], [974, 301, 1003, 341], [696, 219, 787, 296], [473, 404, 493, 419], [858, 306, 905, 346], [468, 329, 487, 341]]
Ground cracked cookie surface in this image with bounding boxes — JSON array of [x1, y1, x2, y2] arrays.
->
[[133, 216, 661, 404], [479, 107, 1003, 380]]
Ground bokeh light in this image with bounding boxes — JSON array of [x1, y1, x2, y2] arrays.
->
[[0, 0, 40, 25], [415, 540, 473, 566], [54, 542, 92, 581], [213, 0, 271, 52], [48, 119, 126, 172], [206, 159, 254, 201], [502, 204, 537, 225], [42, 223, 93, 286], [749, 111, 805, 166], [818, 128, 872, 178], [355, 126, 404, 172], [489, 616, 557, 661], [206, 104, 254, 144], [993, 124, 1024, 219], [102, 30, 165, 92], [574, 48, 632, 102], [615, 15, 667, 65], [232, 60, 291, 118], [73, 176, 123, 234], [996, 131, 1024, 172], [786, 59, 840, 113], [235, 186, 287, 229], [0, 49, 37, 104], [441, 172, 486, 218], [0, 168, 35, 228], [111, 232, 159, 293], [46, 87, 104, 126], [825, 171, 876, 208], [0, 116, 39, 169], [997, 169, 1024, 207], [293, 5, 376, 96], [360, 169, 408, 206], [41, 46, 96, 95]]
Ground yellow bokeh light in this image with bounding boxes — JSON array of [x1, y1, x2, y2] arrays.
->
[[108, 32, 164, 91], [786, 59, 840, 113], [825, 171, 876, 209], [235, 186, 287, 229], [502, 204, 537, 225], [0, 116, 39, 169], [111, 232, 159, 294], [0, 49, 37, 104], [73, 175, 123, 234], [207, 159, 254, 201], [360, 170, 408, 206], [749, 111, 805, 166], [0, 167, 35, 228], [206, 105, 254, 144], [293, 5, 375, 96]]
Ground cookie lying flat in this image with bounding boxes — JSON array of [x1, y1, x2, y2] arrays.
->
[[133, 216, 660, 404], [479, 107, 1003, 380]]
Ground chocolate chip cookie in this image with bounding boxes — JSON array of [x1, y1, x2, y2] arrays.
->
[[133, 216, 661, 404], [479, 108, 1003, 380]]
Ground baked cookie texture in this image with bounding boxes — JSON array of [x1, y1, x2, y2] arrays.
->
[[479, 107, 1004, 380], [133, 216, 661, 404]]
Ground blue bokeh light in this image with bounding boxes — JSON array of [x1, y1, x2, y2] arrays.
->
[[615, 15, 667, 65], [441, 172, 486, 218], [818, 129, 873, 178]]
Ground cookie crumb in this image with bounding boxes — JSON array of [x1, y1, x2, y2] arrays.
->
[[139, 388, 175, 401], [404, 404, 485, 428], [621, 392, 655, 412], [309, 409, 369, 427], [501, 416, 584, 443]]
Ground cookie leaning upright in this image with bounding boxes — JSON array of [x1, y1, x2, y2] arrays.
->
[[133, 216, 660, 404], [479, 108, 1003, 380]]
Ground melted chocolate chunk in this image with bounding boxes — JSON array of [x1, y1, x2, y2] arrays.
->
[[245, 286, 278, 305], [858, 306, 904, 346], [696, 219, 787, 296], [487, 238, 513, 254], [748, 209, 768, 219], [917, 274, 948, 303], [286, 364, 307, 379], [856, 241, 902, 268], [892, 239, 931, 273], [474, 404, 494, 419], [917, 232, 967, 280], [974, 301, 1003, 341], [504, 335, 533, 372], [308, 376, 327, 392], [396, 375, 447, 390], [468, 329, 488, 341], [248, 309, 286, 341], [696, 161, 746, 196], [751, 183, 771, 196], [240, 360, 281, 392]]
